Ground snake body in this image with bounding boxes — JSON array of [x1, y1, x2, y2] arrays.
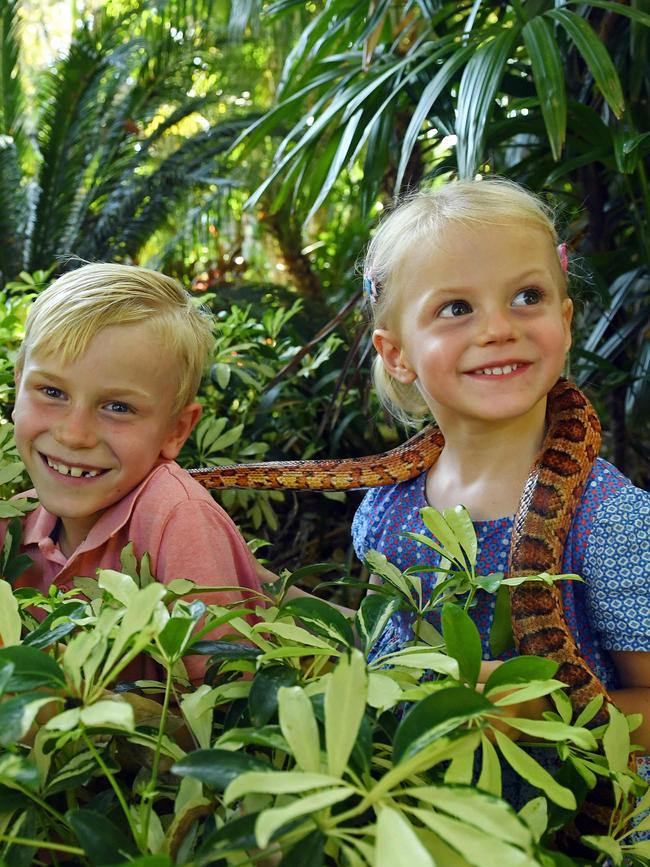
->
[[191, 379, 607, 710], [191, 379, 625, 844]]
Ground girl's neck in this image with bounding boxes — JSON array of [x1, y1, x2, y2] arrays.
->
[[425, 399, 547, 521]]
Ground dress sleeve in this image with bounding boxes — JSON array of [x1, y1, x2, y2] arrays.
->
[[351, 487, 383, 563], [584, 485, 650, 652], [154, 499, 263, 682]]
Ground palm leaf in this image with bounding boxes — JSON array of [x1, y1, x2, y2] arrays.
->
[[0, 137, 26, 284], [548, 8, 625, 118], [522, 15, 567, 162], [455, 24, 521, 178]]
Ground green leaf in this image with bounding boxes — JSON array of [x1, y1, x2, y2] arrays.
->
[[393, 687, 492, 763], [522, 16, 566, 160], [442, 506, 477, 567], [603, 702, 630, 773], [66, 808, 138, 866], [278, 829, 325, 867], [249, 664, 299, 728], [492, 729, 576, 809], [278, 686, 321, 773], [280, 596, 355, 647], [484, 656, 558, 694], [0, 645, 66, 690], [325, 650, 367, 777], [79, 699, 134, 731], [256, 786, 354, 849], [0, 579, 20, 646], [356, 594, 403, 653], [396, 42, 475, 193], [441, 603, 482, 686], [420, 507, 465, 565], [495, 717, 597, 749], [225, 770, 345, 804], [548, 8, 624, 117], [22, 600, 87, 649], [409, 805, 534, 867], [375, 806, 435, 867], [477, 733, 502, 796], [406, 784, 533, 848], [0, 693, 61, 746], [364, 550, 412, 597], [582, 834, 622, 864], [489, 585, 514, 657], [456, 27, 520, 178], [172, 748, 270, 791]]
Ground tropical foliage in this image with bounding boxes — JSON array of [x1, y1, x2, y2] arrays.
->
[[0, 504, 648, 866]]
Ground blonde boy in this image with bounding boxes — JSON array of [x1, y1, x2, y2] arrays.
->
[[4, 263, 261, 681]]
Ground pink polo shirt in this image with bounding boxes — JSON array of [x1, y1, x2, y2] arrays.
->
[[2, 460, 262, 682]]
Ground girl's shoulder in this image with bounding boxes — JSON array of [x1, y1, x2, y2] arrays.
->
[[577, 456, 646, 518], [351, 473, 428, 560]]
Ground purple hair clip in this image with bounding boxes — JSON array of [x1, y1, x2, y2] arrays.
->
[[557, 242, 568, 274], [363, 271, 379, 304]]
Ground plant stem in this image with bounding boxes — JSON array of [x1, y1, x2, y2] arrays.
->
[[82, 730, 140, 844], [140, 661, 174, 849], [0, 834, 84, 855]]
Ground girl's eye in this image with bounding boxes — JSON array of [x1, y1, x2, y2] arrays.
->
[[439, 300, 473, 318], [512, 288, 543, 307], [104, 402, 131, 414]]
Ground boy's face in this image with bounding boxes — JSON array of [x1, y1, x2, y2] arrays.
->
[[13, 321, 201, 556]]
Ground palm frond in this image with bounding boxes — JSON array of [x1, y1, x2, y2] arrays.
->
[[0, 137, 26, 285]]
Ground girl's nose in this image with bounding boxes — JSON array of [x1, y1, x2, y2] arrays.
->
[[53, 408, 98, 450], [476, 307, 518, 344]]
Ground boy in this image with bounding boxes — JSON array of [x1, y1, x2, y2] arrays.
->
[[4, 262, 262, 682]]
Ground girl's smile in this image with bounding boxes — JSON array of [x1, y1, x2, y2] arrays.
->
[[374, 222, 573, 433]]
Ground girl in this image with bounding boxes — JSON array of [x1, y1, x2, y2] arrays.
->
[[352, 178, 650, 750]]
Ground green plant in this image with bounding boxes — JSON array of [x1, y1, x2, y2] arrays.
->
[[0, 503, 647, 865]]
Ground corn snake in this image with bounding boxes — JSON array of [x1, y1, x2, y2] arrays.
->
[[190, 377, 631, 843]]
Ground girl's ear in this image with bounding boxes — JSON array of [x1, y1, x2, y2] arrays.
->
[[562, 298, 573, 352], [372, 329, 417, 384], [160, 402, 203, 460]]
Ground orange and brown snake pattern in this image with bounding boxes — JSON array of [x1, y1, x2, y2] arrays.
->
[[191, 378, 609, 712], [190, 378, 627, 844]]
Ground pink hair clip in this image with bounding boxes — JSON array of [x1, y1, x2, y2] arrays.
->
[[557, 242, 568, 274]]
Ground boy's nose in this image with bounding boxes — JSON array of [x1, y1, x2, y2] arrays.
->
[[53, 409, 98, 450]]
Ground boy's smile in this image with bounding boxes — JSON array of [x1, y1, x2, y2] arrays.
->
[[13, 321, 200, 557]]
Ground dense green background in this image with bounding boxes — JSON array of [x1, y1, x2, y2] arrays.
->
[[1, 0, 648, 577]]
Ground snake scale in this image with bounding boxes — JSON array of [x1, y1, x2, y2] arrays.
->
[[190, 378, 627, 843]]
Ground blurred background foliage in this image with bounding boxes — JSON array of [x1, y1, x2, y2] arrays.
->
[[0, 0, 648, 575]]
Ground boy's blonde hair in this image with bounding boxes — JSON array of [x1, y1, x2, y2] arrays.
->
[[364, 177, 564, 425], [16, 263, 214, 414]]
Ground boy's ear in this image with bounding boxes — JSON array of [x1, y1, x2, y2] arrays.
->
[[160, 402, 203, 460], [372, 328, 417, 384]]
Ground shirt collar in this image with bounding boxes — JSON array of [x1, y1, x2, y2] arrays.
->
[[21, 460, 172, 553]]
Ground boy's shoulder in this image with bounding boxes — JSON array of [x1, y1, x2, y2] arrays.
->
[[136, 460, 216, 507]]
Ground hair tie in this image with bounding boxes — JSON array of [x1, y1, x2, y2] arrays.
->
[[557, 242, 568, 274], [363, 272, 379, 304]]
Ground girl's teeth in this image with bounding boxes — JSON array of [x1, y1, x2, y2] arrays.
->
[[479, 364, 518, 375]]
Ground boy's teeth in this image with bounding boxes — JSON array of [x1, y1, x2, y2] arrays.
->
[[46, 457, 100, 478]]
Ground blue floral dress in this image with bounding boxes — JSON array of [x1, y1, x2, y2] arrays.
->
[[352, 457, 650, 800]]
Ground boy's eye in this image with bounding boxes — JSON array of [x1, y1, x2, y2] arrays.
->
[[40, 386, 64, 400], [439, 300, 473, 318], [104, 402, 131, 414], [512, 288, 543, 306]]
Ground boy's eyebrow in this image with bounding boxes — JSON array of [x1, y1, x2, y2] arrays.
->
[[24, 368, 155, 400]]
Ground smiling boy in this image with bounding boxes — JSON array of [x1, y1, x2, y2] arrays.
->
[[4, 263, 262, 681]]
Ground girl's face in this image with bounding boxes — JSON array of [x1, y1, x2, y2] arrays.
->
[[373, 222, 573, 432]]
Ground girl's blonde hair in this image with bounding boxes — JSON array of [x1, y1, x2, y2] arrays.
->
[[364, 177, 564, 425], [16, 263, 215, 414]]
